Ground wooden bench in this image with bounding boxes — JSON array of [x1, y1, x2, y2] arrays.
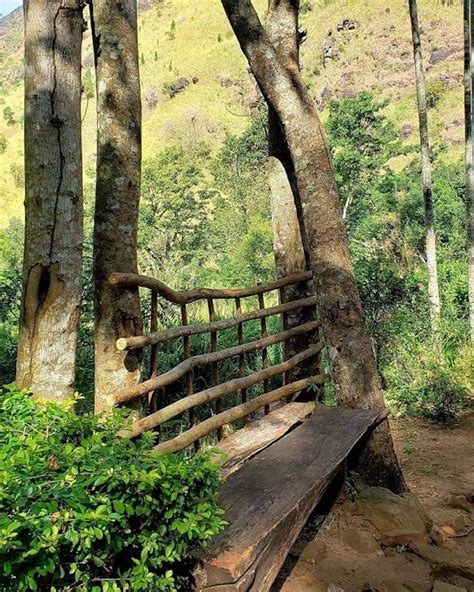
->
[[194, 406, 385, 591], [107, 271, 387, 591]]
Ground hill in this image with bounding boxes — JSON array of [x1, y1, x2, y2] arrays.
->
[[0, 0, 465, 228]]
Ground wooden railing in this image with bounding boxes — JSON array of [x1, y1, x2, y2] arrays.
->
[[108, 271, 327, 454]]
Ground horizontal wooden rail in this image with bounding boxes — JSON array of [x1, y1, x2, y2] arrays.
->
[[111, 320, 322, 405], [153, 375, 327, 454], [116, 296, 318, 351], [108, 271, 313, 304], [118, 343, 324, 439]]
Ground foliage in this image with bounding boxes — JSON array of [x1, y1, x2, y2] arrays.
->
[[0, 386, 225, 591], [139, 145, 215, 284], [425, 79, 446, 109]]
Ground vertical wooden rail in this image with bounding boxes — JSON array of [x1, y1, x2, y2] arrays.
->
[[208, 298, 224, 440], [235, 297, 249, 426], [149, 291, 158, 414], [258, 292, 270, 414], [181, 303, 199, 451], [279, 287, 290, 388]]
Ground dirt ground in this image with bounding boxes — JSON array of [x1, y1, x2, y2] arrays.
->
[[272, 413, 474, 592]]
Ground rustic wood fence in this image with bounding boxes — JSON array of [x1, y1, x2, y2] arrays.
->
[[107, 270, 328, 454]]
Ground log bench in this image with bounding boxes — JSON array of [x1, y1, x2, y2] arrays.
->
[[107, 271, 387, 592], [194, 405, 385, 592]]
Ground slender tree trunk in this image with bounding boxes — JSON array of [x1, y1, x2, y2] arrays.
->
[[465, 0, 474, 341], [221, 0, 406, 492], [90, 0, 143, 414], [17, 0, 83, 402], [408, 0, 441, 328], [266, 0, 317, 390]]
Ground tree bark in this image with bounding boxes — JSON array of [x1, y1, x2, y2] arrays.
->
[[465, 0, 474, 341], [266, 0, 317, 390], [17, 0, 83, 402], [221, 0, 406, 492], [408, 0, 442, 328], [90, 0, 143, 414]]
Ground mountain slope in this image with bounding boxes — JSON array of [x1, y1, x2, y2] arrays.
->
[[0, 0, 465, 228]]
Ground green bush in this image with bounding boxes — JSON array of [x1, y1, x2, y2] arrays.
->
[[384, 336, 469, 422], [425, 79, 446, 109], [0, 386, 225, 591]]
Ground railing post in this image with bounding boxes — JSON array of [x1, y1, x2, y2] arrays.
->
[[208, 298, 224, 440], [235, 297, 249, 425], [181, 303, 199, 451], [258, 292, 270, 414], [149, 291, 159, 414]]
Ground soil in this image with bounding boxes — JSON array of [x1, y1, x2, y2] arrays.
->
[[272, 413, 474, 592]]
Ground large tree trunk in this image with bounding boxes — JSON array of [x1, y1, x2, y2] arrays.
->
[[90, 0, 143, 414], [408, 0, 441, 328], [465, 0, 474, 341], [266, 0, 317, 390], [221, 0, 406, 492], [18, 0, 83, 402]]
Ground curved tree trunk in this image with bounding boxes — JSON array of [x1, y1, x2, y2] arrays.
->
[[221, 0, 406, 492], [90, 0, 143, 414], [18, 0, 83, 402], [266, 0, 318, 390], [465, 0, 474, 341], [408, 0, 441, 328]]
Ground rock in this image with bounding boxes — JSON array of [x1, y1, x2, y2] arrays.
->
[[431, 525, 457, 550], [403, 581, 430, 592], [429, 46, 461, 66], [340, 527, 379, 554], [400, 123, 414, 140], [192, 76, 199, 84], [168, 77, 189, 97], [409, 543, 474, 580], [446, 495, 473, 514], [432, 582, 468, 592], [380, 528, 431, 547], [336, 19, 356, 32], [327, 585, 345, 592], [319, 85, 333, 110], [357, 487, 432, 536], [216, 75, 237, 88]]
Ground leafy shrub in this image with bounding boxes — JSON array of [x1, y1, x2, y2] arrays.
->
[[425, 79, 446, 109], [384, 334, 469, 422], [0, 386, 225, 591]]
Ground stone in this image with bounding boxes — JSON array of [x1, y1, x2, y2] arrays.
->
[[357, 487, 432, 536], [409, 544, 474, 580], [169, 77, 189, 97], [446, 495, 472, 514], [380, 528, 431, 547], [431, 525, 457, 550], [432, 582, 468, 592], [340, 527, 380, 554]]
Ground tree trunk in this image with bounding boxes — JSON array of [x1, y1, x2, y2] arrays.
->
[[90, 0, 143, 414], [266, 0, 318, 391], [17, 0, 83, 402], [408, 0, 441, 328], [465, 0, 474, 341], [221, 0, 406, 492]]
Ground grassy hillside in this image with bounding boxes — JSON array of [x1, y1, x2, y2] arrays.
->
[[0, 0, 465, 228]]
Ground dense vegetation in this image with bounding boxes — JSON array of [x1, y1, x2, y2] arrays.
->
[[0, 386, 225, 591], [0, 92, 471, 419]]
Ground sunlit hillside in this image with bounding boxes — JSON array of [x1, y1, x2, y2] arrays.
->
[[0, 0, 464, 227]]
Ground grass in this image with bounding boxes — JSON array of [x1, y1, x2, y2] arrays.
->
[[0, 0, 466, 228]]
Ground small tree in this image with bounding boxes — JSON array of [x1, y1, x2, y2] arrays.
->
[[408, 0, 442, 328]]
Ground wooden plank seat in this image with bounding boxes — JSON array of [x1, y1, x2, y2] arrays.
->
[[193, 406, 386, 592]]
